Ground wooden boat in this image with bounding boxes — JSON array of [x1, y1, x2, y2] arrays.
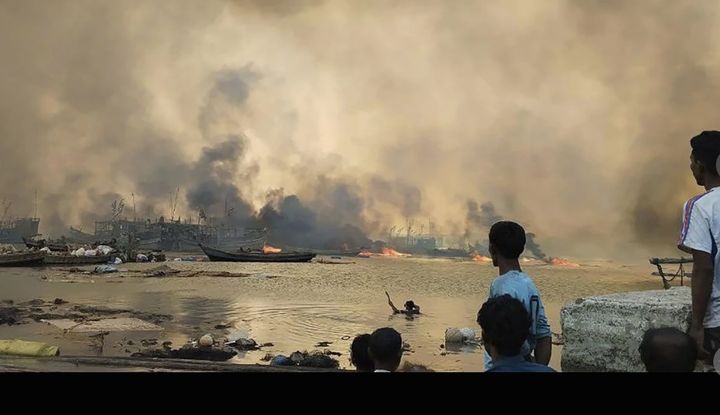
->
[[23, 237, 69, 252], [199, 244, 316, 263], [43, 254, 112, 265], [0, 251, 46, 267]]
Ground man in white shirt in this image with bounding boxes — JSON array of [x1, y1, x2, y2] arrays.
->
[[678, 130, 720, 368]]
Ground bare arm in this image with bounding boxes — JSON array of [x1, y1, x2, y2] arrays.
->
[[690, 250, 713, 358], [534, 336, 552, 365], [385, 291, 399, 313]]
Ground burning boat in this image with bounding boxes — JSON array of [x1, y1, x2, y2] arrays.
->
[[199, 244, 316, 263]]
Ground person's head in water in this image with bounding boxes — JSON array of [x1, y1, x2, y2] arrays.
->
[[477, 294, 530, 360], [689, 131, 720, 188], [350, 334, 374, 372], [639, 327, 698, 372], [488, 221, 526, 267], [404, 300, 419, 313], [369, 327, 403, 372]]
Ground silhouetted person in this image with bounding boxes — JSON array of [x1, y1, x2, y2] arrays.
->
[[639, 327, 698, 372], [369, 327, 403, 372], [350, 334, 374, 372], [477, 294, 555, 373], [483, 221, 552, 369], [678, 131, 720, 366]]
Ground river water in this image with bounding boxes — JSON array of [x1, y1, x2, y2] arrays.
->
[[0, 256, 659, 371]]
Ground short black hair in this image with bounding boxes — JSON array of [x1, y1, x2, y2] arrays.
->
[[369, 327, 402, 363], [639, 327, 697, 372], [350, 334, 374, 371], [477, 294, 530, 357], [404, 300, 416, 309], [690, 130, 720, 176], [489, 221, 526, 259]]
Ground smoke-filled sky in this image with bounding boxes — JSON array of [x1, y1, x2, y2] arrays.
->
[[1, 0, 719, 258]]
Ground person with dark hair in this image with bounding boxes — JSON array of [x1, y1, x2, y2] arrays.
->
[[385, 291, 420, 316], [350, 334, 374, 372], [639, 327, 698, 372], [482, 221, 552, 370], [369, 327, 403, 372], [477, 294, 554, 372], [678, 131, 720, 368]]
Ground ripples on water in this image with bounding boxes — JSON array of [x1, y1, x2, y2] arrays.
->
[[0, 257, 658, 371]]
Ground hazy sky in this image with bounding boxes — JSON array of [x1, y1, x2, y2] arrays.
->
[[1, 0, 718, 258]]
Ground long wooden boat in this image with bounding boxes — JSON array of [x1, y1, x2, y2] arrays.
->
[[199, 244, 316, 263], [43, 254, 112, 265], [0, 251, 46, 267]]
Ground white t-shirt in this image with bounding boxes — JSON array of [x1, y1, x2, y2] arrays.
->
[[678, 186, 720, 328]]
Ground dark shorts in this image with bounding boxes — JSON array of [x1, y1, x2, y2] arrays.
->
[[705, 327, 720, 357]]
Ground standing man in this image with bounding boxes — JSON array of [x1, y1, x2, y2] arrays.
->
[[678, 130, 720, 368]]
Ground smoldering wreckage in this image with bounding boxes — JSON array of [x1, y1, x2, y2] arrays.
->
[[0, 189, 577, 371]]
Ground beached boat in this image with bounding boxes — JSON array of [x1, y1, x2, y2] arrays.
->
[[43, 254, 113, 265], [23, 237, 69, 252], [199, 244, 316, 263], [0, 251, 46, 267]]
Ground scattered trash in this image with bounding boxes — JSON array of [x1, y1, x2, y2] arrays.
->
[[39, 247, 51, 253], [270, 355, 293, 366], [315, 341, 332, 347], [229, 337, 259, 351], [0, 339, 60, 357], [96, 245, 114, 255], [113, 257, 123, 265], [93, 265, 117, 274], [141, 339, 159, 347], [445, 327, 464, 344], [132, 343, 237, 362], [136, 254, 149, 263], [53, 298, 67, 305], [199, 334, 214, 347], [459, 328, 476, 342], [275, 350, 339, 368], [0, 244, 18, 254], [43, 317, 164, 333]]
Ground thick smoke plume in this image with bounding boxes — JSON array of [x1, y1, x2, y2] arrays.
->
[[2, 0, 719, 257]]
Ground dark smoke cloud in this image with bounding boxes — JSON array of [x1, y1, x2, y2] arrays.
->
[[259, 187, 370, 249], [465, 199, 549, 259]]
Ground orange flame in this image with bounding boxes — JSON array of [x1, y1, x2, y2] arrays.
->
[[263, 244, 282, 254], [357, 250, 372, 258], [381, 247, 410, 257], [472, 254, 492, 263], [548, 257, 579, 267]]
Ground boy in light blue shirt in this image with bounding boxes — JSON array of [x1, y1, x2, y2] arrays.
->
[[481, 221, 552, 369]]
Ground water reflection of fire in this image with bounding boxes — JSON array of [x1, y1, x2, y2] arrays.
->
[[471, 254, 492, 263], [548, 257, 579, 267], [263, 244, 282, 254]]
